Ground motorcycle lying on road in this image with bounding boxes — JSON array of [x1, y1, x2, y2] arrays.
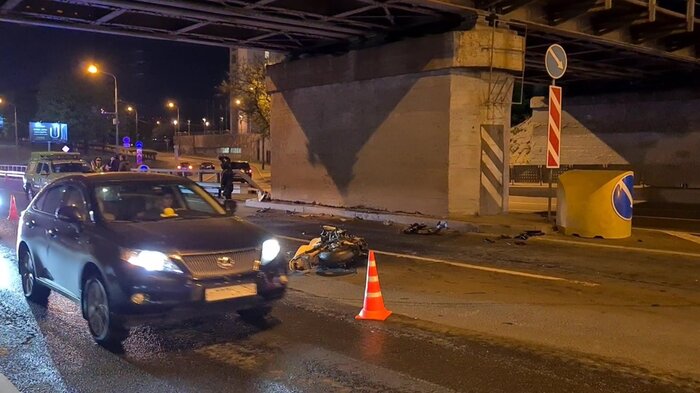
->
[[289, 225, 368, 272]]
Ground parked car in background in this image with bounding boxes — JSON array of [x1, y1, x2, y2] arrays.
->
[[231, 161, 253, 182], [24, 152, 91, 200], [199, 161, 216, 170]]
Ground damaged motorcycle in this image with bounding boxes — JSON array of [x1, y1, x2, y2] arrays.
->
[[289, 225, 368, 272]]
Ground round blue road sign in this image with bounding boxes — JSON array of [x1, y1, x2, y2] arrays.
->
[[612, 174, 634, 220], [135, 141, 143, 149], [138, 164, 150, 172]]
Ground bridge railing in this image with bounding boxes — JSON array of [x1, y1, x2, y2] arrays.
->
[[0, 164, 27, 179]]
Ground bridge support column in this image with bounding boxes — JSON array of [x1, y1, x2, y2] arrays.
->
[[268, 27, 523, 217]]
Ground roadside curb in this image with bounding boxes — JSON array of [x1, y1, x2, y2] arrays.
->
[[246, 199, 553, 235]]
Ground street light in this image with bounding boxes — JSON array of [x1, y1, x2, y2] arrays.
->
[[0, 97, 18, 146], [87, 64, 119, 146], [126, 105, 138, 139], [167, 101, 180, 132], [234, 98, 242, 106]]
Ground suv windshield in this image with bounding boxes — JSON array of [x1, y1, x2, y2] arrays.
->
[[52, 162, 91, 173], [231, 162, 250, 170], [94, 181, 226, 222]]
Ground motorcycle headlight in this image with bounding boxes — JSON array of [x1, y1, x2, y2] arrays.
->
[[121, 249, 183, 273], [261, 239, 281, 265]]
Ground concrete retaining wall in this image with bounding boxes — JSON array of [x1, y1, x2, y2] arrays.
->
[[511, 91, 700, 187]]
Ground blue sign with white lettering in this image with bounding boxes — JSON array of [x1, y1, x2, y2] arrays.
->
[[612, 174, 634, 221], [138, 164, 149, 172], [29, 122, 68, 143]]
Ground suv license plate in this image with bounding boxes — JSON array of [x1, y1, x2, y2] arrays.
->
[[205, 283, 257, 302]]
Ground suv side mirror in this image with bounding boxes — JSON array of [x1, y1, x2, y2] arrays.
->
[[55, 205, 84, 224], [223, 199, 237, 215]]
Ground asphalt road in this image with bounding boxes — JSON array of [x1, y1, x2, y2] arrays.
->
[[1, 243, 697, 393], [0, 179, 699, 392]]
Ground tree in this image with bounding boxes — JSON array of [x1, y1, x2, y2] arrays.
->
[[35, 72, 112, 151], [219, 61, 271, 168]]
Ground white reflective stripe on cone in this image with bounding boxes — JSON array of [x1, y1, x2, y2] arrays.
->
[[368, 276, 379, 283], [366, 292, 383, 298]]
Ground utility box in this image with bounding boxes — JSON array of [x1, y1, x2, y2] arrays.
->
[[556, 170, 634, 239]]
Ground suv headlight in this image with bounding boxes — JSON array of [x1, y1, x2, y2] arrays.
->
[[261, 239, 281, 265], [120, 249, 183, 273]]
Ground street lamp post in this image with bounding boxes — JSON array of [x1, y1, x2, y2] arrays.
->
[[187, 119, 191, 134], [167, 101, 180, 133], [0, 98, 18, 146], [126, 105, 138, 139], [87, 64, 119, 146]]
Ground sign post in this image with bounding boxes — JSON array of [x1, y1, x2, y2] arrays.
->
[[135, 141, 143, 165], [544, 44, 567, 222]]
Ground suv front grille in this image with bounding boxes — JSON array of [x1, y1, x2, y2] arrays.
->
[[179, 249, 260, 279]]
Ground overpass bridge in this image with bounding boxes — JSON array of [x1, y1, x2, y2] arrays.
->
[[1, 0, 698, 219], [1, 0, 699, 84]]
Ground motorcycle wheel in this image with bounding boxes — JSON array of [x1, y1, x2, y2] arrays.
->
[[317, 247, 358, 268]]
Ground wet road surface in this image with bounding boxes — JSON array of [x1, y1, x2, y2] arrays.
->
[[1, 245, 698, 393]]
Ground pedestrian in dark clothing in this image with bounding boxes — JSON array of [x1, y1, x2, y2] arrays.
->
[[118, 156, 131, 172], [109, 155, 120, 172], [220, 162, 234, 200]]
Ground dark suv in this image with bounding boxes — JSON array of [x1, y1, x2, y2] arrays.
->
[[231, 161, 253, 182], [17, 173, 287, 348]]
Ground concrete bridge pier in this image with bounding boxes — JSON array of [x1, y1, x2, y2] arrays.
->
[[268, 27, 524, 217]]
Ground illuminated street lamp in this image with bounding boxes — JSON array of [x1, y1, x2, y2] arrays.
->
[[234, 98, 241, 106], [87, 64, 119, 146], [167, 101, 180, 132], [0, 97, 18, 146], [126, 105, 138, 138]]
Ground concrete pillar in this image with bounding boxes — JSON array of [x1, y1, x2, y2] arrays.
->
[[268, 27, 523, 217]]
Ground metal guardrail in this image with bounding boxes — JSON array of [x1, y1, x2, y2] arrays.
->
[[130, 167, 263, 192], [0, 164, 27, 179], [510, 165, 638, 185]]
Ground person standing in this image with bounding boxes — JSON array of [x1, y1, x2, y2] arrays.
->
[[91, 157, 104, 173], [118, 155, 131, 172], [108, 155, 120, 172], [220, 161, 234, 200]]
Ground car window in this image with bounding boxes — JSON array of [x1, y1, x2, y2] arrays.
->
[[52, 162, 89, 173], [231, 163, 250, 169], [38, 186, 65, 215], [94, 181, 225, 222], [177, 185, 218, 213], [35, 163, 46, 174], [61, 186, 88, 219]]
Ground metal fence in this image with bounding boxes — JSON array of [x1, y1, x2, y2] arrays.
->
[[0, 164, 26, 179], [510, 165, 636, 185]]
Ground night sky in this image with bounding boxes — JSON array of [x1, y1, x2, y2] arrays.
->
[[0, 22, 229, 127]]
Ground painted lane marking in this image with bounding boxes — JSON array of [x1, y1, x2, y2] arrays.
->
[[277, 235, 599, 287]]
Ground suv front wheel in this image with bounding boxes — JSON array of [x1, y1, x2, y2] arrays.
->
[[82, 274, 128, 349]]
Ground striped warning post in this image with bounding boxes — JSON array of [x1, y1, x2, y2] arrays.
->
[[547, 85, 562, 169], [480, 124, 505, 214]]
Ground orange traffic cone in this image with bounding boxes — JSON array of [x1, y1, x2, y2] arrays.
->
[[356, 251, 392, 321], [7, 195, 19, 221]]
